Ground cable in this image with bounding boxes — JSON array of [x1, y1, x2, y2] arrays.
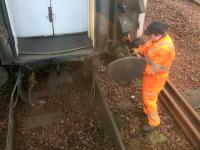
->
[[10, 69, 21, 107], [6, 68, 21, 150], [13, 88, 19, 107], [90, 72, 96, 100], [28, 79, 36, 104]]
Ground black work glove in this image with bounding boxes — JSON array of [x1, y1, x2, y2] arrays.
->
[[129, 38, 145, 48]]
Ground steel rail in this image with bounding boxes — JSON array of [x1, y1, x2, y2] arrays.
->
[[6, 69, 21, 150], [5, 73, 125, 150], [192, 0, 200, 5], [159, 80, 200, 149], [95, 79, 126, 150]]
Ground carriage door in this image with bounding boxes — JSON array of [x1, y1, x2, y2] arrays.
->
[[9, 0, 53, 37], [52, 0, 89, 35], [9, 0, 89, 37]]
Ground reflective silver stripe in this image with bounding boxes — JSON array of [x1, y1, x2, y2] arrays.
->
[[145, 40, 174, 74], [150, 41, 174, 55], [148, 112, 160, 121], [145, 56, 153, 64], [145, 56, 170, 73], [144, 92, 158, 96], [149, 112, 159, 116], [150, 67, 157, 74], [151, 63, 169, 73]]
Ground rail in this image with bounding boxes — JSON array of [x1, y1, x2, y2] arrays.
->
[[159, 80, 200, 149], [5, 72, 125, 150], [5, 71, 200, 149], [192, 0, 200, 5], [95, 79, 126, 150]]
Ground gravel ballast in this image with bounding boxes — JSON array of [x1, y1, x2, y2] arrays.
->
[[0, 84, 10, 150], [1, 0, 199, 149], [96, 63, 194, 149], [3, 64, 115, 150]]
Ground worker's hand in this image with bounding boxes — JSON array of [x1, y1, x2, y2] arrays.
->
[[130, 48, 143, 58], [122, 33, 132, 43], [130, 48, 139, 54], [127, 34, 132, 42], [129, 38, 145, 48]]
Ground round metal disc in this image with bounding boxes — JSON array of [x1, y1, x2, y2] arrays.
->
[[107, 56, 145, 82]]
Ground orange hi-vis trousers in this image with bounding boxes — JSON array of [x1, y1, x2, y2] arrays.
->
[[142, 73, 169, 126], [136, 34, 175, 127]]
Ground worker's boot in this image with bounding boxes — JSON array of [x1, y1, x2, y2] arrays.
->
[[143, 123, 158, 133], [141, 112, 147, 117]]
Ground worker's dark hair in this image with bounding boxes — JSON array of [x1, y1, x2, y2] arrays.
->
[[144, 21, 168, 36]]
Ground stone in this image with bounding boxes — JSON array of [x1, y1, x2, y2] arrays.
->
[[116, 100, 132, 111], [147, 130, 167, 145], [20, 112, 64, 129], [127, 138, 142, 150], [183, 88, 200, 111]]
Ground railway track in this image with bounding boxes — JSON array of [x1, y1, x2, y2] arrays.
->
[[159, 80, 200, 149], [5, 68, 200, 150], [5, 69, 125, 150], [192, 0, 200, 5]]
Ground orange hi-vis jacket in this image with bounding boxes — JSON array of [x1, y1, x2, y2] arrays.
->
[[137, 34, 175, 126]]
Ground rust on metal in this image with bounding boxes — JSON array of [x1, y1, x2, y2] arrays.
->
[[6, 72, 126, 150], [107, 56, 146, 82], [95, 79, 126, 150], [192, 0, 200, 5], [159, 80, 200, 149]]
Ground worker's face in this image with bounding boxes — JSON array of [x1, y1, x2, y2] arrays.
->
[[150, 34, 162, 42]]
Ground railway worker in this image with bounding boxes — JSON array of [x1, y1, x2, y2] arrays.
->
[[132, 21, 176, 132]]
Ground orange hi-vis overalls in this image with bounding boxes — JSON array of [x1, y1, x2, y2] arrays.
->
[[137, 34, 175, 126]]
